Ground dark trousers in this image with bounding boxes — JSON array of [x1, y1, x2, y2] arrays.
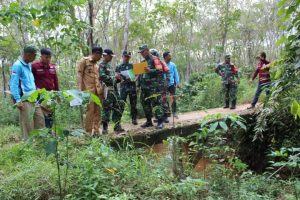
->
[[140, 89, 163, 121], [251, 82, 271, 107], [45, 113, 53, 128], [167, 85, 177, 114], [120, 88, 137, 121]]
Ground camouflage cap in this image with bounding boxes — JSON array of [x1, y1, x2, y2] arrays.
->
[[225, 54, 231, 59], [23, 45, 37, 54], [138, 44, 149, 53], [150, 49, 160, 57], [102, 48, 115, 57]]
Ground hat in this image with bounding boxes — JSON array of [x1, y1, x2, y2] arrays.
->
[[23, 45, 37, 54], [102, 48, 115, 56], [163, 51, 171, 58], [92, 46, 103, 54], [225, 54, 231, 59], [138, 44, 149, 53], [122, 50, 132, 57], [150, 49, 159, 57], [40, 48, 52, 55]]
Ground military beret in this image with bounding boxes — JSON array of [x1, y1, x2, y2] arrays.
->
[[40, 48, 52, 55], [138, 44, 149, 53], [102, 48, 115, 56], [122, 50, 132, 57], [92, 46, 103, 54], [23, 45, 37, 54]]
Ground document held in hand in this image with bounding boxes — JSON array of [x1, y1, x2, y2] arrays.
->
[[121, 69, 135, 81], [133, 62, 148, 75]]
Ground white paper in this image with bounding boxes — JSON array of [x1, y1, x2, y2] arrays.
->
[[70, 98, 82, 107]]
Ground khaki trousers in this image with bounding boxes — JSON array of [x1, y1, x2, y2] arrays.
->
[[85, 101, 101, 135], [19, 102, 45, 140]]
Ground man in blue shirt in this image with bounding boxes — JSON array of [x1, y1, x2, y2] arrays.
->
[[163, 51, 180, 118], [10, 45, 45, 140]]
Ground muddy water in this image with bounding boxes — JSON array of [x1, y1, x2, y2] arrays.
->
[[150, 143, 211, 172]]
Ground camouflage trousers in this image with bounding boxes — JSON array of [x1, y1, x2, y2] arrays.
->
[[102, 90, 124, 128], [223, 83, 237, 106], [120, 83, 137, 121], [140, 89, 164, 121]]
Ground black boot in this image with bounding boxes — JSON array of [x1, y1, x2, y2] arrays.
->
[[102, 121, 108, 134], [164, 118, 169, 123], [141, 119, 153, 128], [230, 100, 236, 109], [132, 119, 138, 125], [156, 119, 164, 129], [114, 125, 125, 133], [223, 101, 229, 109]]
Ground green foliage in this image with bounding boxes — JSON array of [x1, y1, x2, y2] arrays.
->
[[253, 0, 300, 145], [177, 70, 254, 112]]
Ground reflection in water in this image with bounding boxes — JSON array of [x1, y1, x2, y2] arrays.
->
[[194, 158, 211, 172], [150, 143, 211, 172]]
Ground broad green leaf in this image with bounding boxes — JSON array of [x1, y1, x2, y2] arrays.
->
[[90, 93, 102, 107], [219, 121, 228, 131], [32, 18, 41, 27], [45, 139, 57, 157], [209, 122, 218, 132], [277, 0, 287, 8], [236, 121, 247, 130], [291, 100, 299, 117]]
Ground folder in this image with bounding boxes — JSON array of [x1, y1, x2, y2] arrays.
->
[[133, 62, 147, 75]]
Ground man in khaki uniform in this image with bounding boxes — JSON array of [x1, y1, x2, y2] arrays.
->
[[77, 47, 103, 136], [10, 45, 45, 140]]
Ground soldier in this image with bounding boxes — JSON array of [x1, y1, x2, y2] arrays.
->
[[138, 45, 164, 129], [32, 48, 59, 128], [149, 49, 170, 123], [99, 48, 125, 134], [115, 51, 138, 125], [77, 46, 103, 136], [215, 55, 239, 109], [10, 45, 45, 140]]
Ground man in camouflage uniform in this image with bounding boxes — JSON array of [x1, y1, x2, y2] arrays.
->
[[77, 47, 103, 136], [99, 48, 124, 134], [215, 55, 239, 109], [149, 49, 170, 123], [138, 45, 164, 129], [115, 51, 138, 125]]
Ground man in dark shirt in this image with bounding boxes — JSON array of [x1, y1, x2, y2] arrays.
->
[[32, 48, 59, 128], [115, 51, 138, 125], [248, 52, 271, 109]]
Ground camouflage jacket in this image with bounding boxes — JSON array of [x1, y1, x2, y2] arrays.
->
[[99, 61, 118, 91], [215, 62, 239, 84], [138, 55, 160, 91], [115, 62, 136, 91]]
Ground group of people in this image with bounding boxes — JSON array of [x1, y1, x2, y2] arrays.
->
[[10, 45, 180, 139], [9, 44, 270, 140]]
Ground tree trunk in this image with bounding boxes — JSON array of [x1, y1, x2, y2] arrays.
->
[[87, 0, 94, 51], [219, 0, 229, 61], [123, 0, 131, 51], [1, 59, 7, 97]]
